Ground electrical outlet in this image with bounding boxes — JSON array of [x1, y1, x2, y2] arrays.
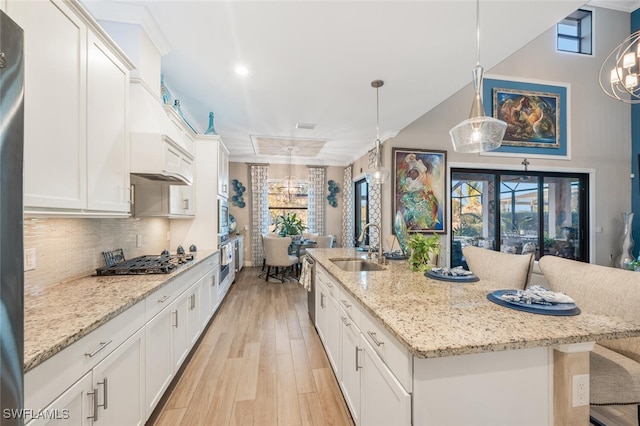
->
[[136, 234, 142, 247], [24, 248, 36, 271], [572, 374, 589, 407]]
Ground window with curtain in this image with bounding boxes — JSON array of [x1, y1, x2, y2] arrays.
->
[[451, 168, 589, 267], [354, 178, 369, 247], [267, 180, 309, 232]]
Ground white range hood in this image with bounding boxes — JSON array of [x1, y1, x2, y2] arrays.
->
[[129, 81, 194, 185]]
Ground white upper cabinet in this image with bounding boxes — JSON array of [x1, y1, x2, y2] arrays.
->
[[218, 142, 229, 198], [8, 0, 134, 216], [86, 32, 130, 212]]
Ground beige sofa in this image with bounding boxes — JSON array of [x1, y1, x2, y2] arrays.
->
[[538, 256, 640, 423]]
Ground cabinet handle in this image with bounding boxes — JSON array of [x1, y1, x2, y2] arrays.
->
[[85, 340, 113, 358], [222, 184, 227, 193], [341, 316, 351, 327], [172, 310, 178, 328], [211, 275, 217, 287], [320, 292, 326, 308], [341, 299, 352, 308], [183, 199, 190, 210], [367, 331, 384, 346], [87, 388, 99, 421], [326, 282, 334, 288], [355, 346, 363, 370], [158, 295, 170, 303], [128, 185, 134, 204], [98, 377, 108, 410]]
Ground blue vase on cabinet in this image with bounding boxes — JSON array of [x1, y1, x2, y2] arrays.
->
[[205, 112, 218, 135]]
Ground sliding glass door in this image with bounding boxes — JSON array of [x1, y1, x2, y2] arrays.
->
[[451, 169, 588, 267]]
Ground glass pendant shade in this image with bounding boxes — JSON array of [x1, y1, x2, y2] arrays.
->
[[450, 65, 506, 153], [365, 80, 390, 185], [365, 148, 390, 184]]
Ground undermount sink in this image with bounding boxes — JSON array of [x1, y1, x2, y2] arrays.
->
[[330, 258, 386, 272]]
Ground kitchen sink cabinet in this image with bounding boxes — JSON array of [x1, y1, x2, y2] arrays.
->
[[315, 268, 341, 376], [339, 306, 361, 425], [313, 264, 412, 426], [8, 0, 134, 217]]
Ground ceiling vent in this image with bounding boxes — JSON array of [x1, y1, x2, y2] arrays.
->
[[295, 122, 316, 130]]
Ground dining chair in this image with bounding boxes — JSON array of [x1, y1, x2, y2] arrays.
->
[[314, 235, 334, 248], [302, 232, 319, 240], [262, 236, 298, 282], [261, 233, 280, 271], [462, 245, 534, 289], [538, 255, 640, 425]]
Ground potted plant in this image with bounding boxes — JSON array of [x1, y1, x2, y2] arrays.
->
[[274, 212, 306, 239], [407, 233, 441, 272]]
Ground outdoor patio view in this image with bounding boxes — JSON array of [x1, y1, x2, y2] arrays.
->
[[451, 170, 588, 267]]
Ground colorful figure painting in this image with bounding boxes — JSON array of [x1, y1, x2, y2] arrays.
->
[[392, 148, 447, 233]]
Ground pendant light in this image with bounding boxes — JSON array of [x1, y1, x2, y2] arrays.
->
[[449, 0, 506, 153], [365, 79, 390, 185]]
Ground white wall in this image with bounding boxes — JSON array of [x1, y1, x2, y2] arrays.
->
[[367, 7, 631, 266]]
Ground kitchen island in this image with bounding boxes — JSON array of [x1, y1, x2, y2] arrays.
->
[[307, 248, 640, 425]]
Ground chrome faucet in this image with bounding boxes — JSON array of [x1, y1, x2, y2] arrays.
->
[[358, 223, 385, 264]]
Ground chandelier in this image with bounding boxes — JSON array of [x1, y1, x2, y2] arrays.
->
[[599, 30, 640, 104], [365, 79, 390, 185], [278, 146, 304, 202], [449, 0, 506, 153]]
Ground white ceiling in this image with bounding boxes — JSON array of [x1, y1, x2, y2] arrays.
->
[[83, 0, 634, 166]]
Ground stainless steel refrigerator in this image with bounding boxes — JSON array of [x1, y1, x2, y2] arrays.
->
[[0, 10, 24, 426]]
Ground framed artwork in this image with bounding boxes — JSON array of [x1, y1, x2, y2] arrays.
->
[[392, 148, 447, 233], [480, 75, 570, 160]]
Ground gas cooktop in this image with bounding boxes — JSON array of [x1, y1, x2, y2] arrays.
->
[[96, 249, 194, 276]]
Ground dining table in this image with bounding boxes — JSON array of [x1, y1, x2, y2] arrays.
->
[[290, 238, 318, 257]]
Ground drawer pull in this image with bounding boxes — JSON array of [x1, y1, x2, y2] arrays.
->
[[320, 293, 326, 309], [87, 388, 99, 421], [172, 310, 179, 328], [341, 316, 351, 326], [355, 346, 363, 370], [367, 331, 384, 347], [158, 295, 170, 303], [85, 340, 113, 358], [341, 299, 352, 308], [98, 377, 108, 410]]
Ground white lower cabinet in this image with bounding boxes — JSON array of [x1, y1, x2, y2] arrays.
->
[[360, 337, 411, 426], [314, 265, 411, 426], [145, 304, 174, 415], [26, 254, 228, 425], [91, 328, 145, 425], [29, 372, 93, 426], [339, 308, 361, 425]]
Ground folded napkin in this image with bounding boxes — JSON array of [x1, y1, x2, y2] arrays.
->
[[499, 285, 575, 305], [431, 266, 474, 277], [299, 255, 312, 292]]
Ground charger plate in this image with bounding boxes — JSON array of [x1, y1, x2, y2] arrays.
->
[[425, 269, 479, 282], [487, 290, 581, 316]]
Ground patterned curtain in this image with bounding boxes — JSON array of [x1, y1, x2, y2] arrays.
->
[[249, 164, 270, 266], [367, 149, 382, 248], [341, 165, 354, 248], [307, 167, 326, 235]]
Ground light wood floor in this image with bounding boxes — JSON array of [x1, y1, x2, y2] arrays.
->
[[149, 266, 638, 426], [148, 267, 354, 426]]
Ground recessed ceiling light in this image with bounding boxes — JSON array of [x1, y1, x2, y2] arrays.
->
[[234, 65, 249, 76]]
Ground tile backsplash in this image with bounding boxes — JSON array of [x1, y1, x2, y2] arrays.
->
[[24, 217, 170, 294]]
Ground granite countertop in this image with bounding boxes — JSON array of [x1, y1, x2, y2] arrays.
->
[[307, 248, 640, 359], [24, 250, 217, 372]]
